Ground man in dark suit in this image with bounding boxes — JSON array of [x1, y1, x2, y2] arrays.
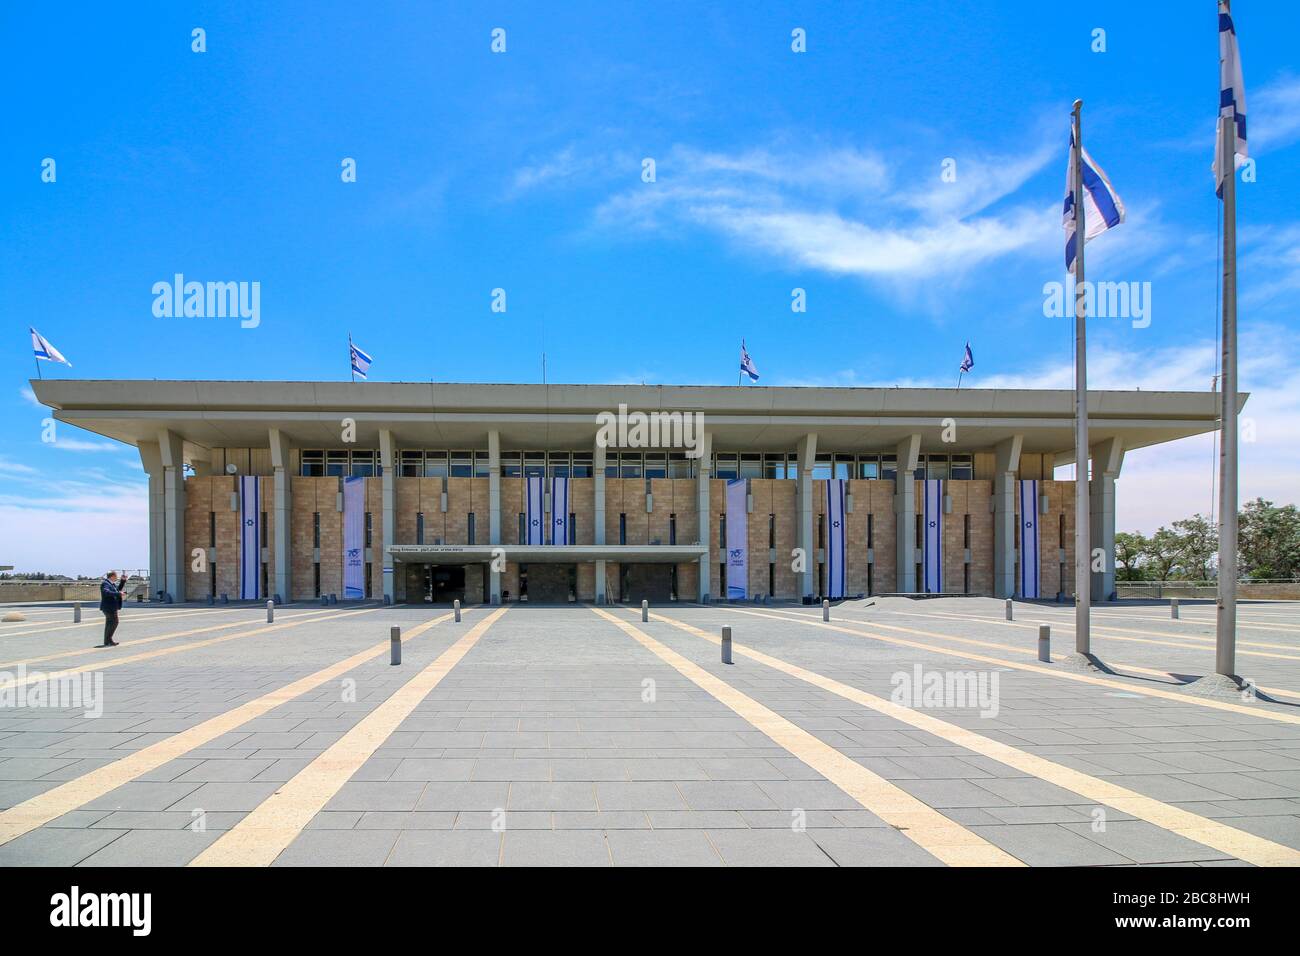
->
[[100, 570, 127, 647]]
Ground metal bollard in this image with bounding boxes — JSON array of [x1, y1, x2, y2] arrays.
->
[[266, 600, 274, 623], [1038, 624, 1051, 662], [822, 599, 830, 622], [641, 599, 648, 622], [1170, 599, 1180, 620], [73, 601, 82, 623], [390, 626, 401, 665], [454, 599, 461, 623], [1005, 598, 1013, 621], [721, 626, 733, 665]]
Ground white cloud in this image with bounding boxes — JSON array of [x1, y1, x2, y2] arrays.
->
[[0, 474, 147, 576], [1250, 73, 1300, 155], [19, 386, 40, 408], [47, 438, 128, 453]]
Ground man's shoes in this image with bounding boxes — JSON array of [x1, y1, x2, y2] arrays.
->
[[101, 641, 119, 647]]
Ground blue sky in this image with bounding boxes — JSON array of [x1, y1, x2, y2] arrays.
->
[[3, 1, 1298, 573]]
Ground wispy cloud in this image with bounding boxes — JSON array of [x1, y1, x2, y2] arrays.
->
[[1250, 73, 1300, 155], [47, 438, 128, 453], [19, 386, 40, 408]]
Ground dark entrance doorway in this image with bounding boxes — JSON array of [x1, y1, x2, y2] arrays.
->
[[427, 565, 465, 603], [519, 563, 576, 603], [621, 564, 674, 604]]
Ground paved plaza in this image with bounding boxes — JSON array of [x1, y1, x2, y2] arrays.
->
[[0, 597, 1297, 867]]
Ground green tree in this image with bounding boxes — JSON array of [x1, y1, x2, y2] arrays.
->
[[1171, 514, 1217, 581], [1114, 531, 1149, 581], [1143, 527, 1182, 581], [1239, 498, 1300, 580]]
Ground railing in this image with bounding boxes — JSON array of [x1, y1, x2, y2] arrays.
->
[[1116, 578, 1300, 600]]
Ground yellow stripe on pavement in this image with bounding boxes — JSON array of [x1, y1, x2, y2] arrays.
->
[[593, 607, 1022, 867], [638, 608, 1300, 868], [0, 610, 460, 847], [720, 606, 1300, 727], [0, 607, 377, 691], [0, 605, 252, 640], [190, 607, 508, 867]]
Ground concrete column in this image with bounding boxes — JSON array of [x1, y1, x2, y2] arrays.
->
[[594, 440, 607, 603], [158, 429, 186, 602], [1090, 437, 1124, 603], [488, 430, 501, 604], [695, 432, 713, 601], [992, 435, 1023, 599], [269, 428, 293, 602], [795, 433, 818, 599], [379, 429, 396, 603], [894, 434, 921, 592], [138, 441, 165, 598]]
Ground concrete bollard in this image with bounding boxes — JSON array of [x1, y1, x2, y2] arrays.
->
[[220, 593, 229, 605], [721, 625, 733, 665], [641, 599, 648, 622], [454, 599, 461, 623], [73, 601, 82, 623], [266, 600, 274, 623], [1005, 598, 1013, 621], [1170, 599, 1180, 620], [1038, 624, 1051, 662], [822, 599, 830, 622], [320, 595, 329, 607], [390, 626, 401, 665]]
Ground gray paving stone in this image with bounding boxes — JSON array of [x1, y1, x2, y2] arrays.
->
[[274, 829, 400, 867], [705, 829, 837, 867], [607, 829, 722, 866], [78, 829, 219, 867], [0, 826, 125, 866], [501, 830, 611, 866], [387, 830, 501, 866]]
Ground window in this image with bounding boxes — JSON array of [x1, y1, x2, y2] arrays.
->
[[400, 450, 423, 477], [914, 454, 926, 481], [326, 450, 349, 477], [881, 454, 898, 481], [523, 452, 545, 478], [669, 514, 677, 545], [768, 513, 775, 548], [312, 512, 321, 548], [301, 450, 325, 477], [604, 454, 619, 478], [365, 512, 372, 548], [499, 452, 521, 478], [963, 513, 971, 549], [571, 452, 593, 478], [365, 563, 373, 598], [813, 453, 833, 480], [518, 513, 525, 542], [713, 453, 738, 480], [763, 453, 787, 479], [423, 450, 448, 478], [719, 514, 726, 549], [474, 452, 490, 478], [951, 454, 973, 480], [834, 454, 854, 479], [416, 512, 425, 545], [644, 452, 667, 479], [209, 512, 216, 548], [450, 451, 473, 478], [668, 452, 693, 479], [467, 513, 476, 545], [547, 451, 570, 478], [313, 563, 321, 598], [740, 453, 762, 479], [351, 450, 377, 477], [867, 513, 874, 549], [858, 455, 880, 479], [619, 513, 627, 545], [926, 454, 949, 481], [620, 452, 642, 479], [261, 511, 268, 548], [568, 513, 576, 545]]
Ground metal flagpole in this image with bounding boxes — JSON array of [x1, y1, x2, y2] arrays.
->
[[1071, 99, 1092, 658], [1216, 102, 1239, 678]]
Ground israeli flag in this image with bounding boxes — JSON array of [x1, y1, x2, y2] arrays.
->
[[922, 479, 943, 594], [739, 341, 760, 383], [238, 476, 261, 600], [549, 476, 570, 545], [824, 479, 847, 600], [959, 342, 974, 373], [350, 339, 373, 380], [525, 475, 545, 545], [31, 328, 72, 366], [1214, 0, 1247, 196], [1018, 480, 1041, 599], [1063, 129, 1125, 272]]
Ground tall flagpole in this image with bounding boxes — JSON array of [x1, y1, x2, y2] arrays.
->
[[1216, 94, 1238, 678], [1071, 99, 1092, 657]]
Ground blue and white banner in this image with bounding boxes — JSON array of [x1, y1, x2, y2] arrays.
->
[[549, 476, 570, 545], [342, 476, 366, 599], [824, 479, 847, 599], [725, 478, 748, 600], [1018, 479, 1041, 599], [1215, 0, 1247, 196], [922, 479, 943, 594], [349, 339, 373, 380], [31, 327, 72, 367], [1063, 129, 1125, 271], [238, 476, 261, 600], [525, 476, 545, 545]]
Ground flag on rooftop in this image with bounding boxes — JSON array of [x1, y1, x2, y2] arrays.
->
[[349, 339, 373, 380], [959, 342, 974, 373], [31, 328, 71, 366], [739, 340, 760, 383]]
